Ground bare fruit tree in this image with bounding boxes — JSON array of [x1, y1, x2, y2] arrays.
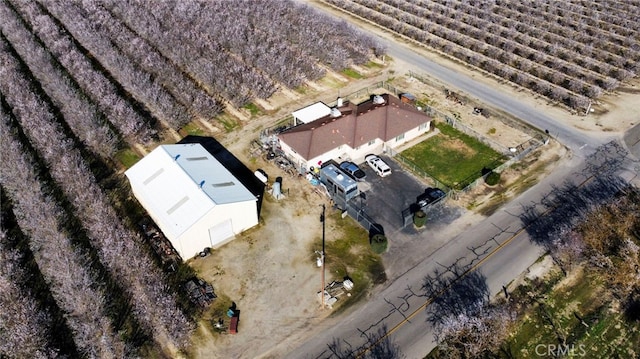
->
[[39, 0, 193, 130], [0, 1, 118, 156], [0, 229, 56, 359], [423, 266, 515, 358], [327, 0, 639, 110], [8, 0, 155, 143], [1, 41, 193, 353], [0, 108, 127, 358]]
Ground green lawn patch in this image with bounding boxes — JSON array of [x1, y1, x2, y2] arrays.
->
[[318, 74, 345, 89], [180, 122, 206, 136], [215, 113, 239, 132], [242, 102, 262, 117], [295, 84, 309, 95], [363, 60, 383, 69], [114, 148, 141, 169], [341, 68, 364, 79], [401, 122, 506, 189]]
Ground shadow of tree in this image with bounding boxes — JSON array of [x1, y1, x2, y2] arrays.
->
[[326, 324, 404, 359], [423, 265, 489, 327]]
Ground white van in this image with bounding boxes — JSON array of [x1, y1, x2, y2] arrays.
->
[[365, 154, 392, 177]]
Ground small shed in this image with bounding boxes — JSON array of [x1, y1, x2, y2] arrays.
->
[[292, 101, 332, 126], [400, 93, 417, 105]]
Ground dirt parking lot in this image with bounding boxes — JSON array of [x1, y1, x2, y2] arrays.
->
[[187, 159, 335, 358]]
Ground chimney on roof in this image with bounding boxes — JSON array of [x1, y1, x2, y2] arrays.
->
[[337, 97, 343, 107]]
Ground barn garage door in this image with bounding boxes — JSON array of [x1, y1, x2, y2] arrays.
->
[[208, 219, 233, 247]]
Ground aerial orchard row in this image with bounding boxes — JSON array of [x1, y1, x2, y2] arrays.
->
[[103, 0, 277, 106], [0, 228, 56, 359], [328, 0, 639, 109], [382, 0, 619, 97], [38, 0, 194, 130], [0, 1, 119, 156], [387, 0, 632, 82], [3, 0, 385, 144], [0, 100, 127, 357], [1, 38, 192, 353], [487, 2, 639, 65], [102, 0, 382, 106], [384, 0, 603, 89], [500, 0, 640, 41], [73, 1, 224, 123], [7, 0, 155, 143]]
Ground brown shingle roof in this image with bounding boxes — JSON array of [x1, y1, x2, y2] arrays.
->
[[278, 94, 431, 160]]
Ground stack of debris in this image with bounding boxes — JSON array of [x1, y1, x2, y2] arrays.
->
[[140, 219, 181, 267], [185, 278, 217, 307], [318, 279, 354, 308]]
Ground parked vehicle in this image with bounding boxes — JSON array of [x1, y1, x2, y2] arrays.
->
[[417, 187, 446, 207], [365, 154, 392, 177], [319, 164, 359, 210], [339, 161, 366, 181]]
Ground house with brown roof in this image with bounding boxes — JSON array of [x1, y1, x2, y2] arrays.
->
[[278, 94, 432, 170]]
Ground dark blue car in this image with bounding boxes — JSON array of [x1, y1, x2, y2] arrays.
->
[[339, 161, 366, 181]]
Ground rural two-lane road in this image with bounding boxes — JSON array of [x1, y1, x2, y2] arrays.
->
[[280, 3, 637, 358], [379, 37, 605, 153]]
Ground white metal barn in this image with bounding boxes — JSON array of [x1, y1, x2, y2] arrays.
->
[[125, 143, 259, 259]]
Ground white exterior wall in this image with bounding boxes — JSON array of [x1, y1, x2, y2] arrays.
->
[[280, 123, 430, 170], [175, 199, 258, 259], [129, 184, 193, 257], [349, 139, 385, 164], [306, 144, 353, 170], [385, 124, 430, 149]]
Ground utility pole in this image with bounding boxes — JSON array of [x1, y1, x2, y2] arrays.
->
[[320, 204, 326, 308]]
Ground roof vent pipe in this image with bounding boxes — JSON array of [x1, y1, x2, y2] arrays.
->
[[337, 97, 343, 107]]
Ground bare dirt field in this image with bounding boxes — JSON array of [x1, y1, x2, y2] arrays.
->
[[187, 165, 335, 358], [179, 5, 638, 357]]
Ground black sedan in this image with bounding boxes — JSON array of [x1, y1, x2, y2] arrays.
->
[[339, 161, 366, 181], [416, 187, 446, 207]]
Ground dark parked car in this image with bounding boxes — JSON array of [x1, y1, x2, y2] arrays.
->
[[339, 161, 366, 181], [417, 187, 446, 207]]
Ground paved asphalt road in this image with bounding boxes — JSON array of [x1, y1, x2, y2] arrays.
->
[[378, 37, 611, 155], [282, 4, 638, 358]]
